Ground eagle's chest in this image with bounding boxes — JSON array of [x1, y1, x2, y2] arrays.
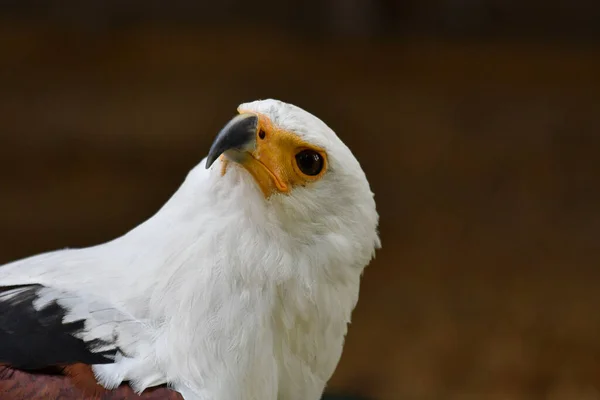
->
[[271, 285, 350, 400]]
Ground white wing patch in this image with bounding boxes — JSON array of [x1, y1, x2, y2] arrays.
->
[[29, 285, 151, 358], [0, 284, 166, 392]]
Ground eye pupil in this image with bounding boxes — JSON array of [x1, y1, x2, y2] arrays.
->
[[295, 150, 324, 176], [258, 130, 266, 140]]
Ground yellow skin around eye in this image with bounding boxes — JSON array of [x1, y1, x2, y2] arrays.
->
[[220, 111, 328, 198]]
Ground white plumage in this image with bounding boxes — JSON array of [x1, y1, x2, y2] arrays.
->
[[0, 99, 380, 400]]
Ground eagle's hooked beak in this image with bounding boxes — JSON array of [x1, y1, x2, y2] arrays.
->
[[205, 113, 259, 169], [205, 111, 326, 197]]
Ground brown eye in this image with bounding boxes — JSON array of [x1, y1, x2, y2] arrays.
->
[[295, 149, 324, 176], [258, 130, 266, 140]]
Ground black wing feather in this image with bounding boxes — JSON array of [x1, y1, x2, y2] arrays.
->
[[0, 284, 117, 369]]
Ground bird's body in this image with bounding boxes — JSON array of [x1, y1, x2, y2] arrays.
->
[[0, 99, 380, 400]]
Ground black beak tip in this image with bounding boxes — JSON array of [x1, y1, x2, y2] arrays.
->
[[205, 114, 259, 170], [205, 148, 221, 169], [205, 156, 216, 169], [205, 149, 221, 169]]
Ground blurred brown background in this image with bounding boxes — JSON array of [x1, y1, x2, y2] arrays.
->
[[1, 2, 599, 399]]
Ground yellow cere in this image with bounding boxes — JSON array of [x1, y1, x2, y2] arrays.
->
[[220, 110, 328, 198]]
